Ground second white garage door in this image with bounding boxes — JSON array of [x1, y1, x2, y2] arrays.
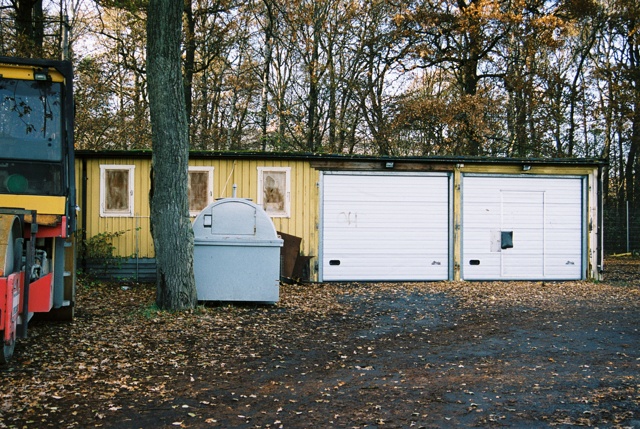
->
[[462, 175, 585, 280], [321, 172, 450, 281]]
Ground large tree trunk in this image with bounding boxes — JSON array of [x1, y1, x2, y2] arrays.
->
[[147, 0, 197, 310]]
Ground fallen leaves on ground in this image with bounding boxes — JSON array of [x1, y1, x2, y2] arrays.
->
[[0, 258, 638, 428]]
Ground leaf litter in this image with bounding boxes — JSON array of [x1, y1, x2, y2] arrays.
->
[[0, 257, 638, 428]]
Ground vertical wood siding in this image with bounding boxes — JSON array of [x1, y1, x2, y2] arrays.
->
[[78, 157, 320, 271], [211, 159, 319, 260], [79, 158, 153, 259]]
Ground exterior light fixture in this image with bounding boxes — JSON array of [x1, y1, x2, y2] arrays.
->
[[33, 69, 49, 81]]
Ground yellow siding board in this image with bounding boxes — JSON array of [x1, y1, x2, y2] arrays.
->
[[453, 168, 462, 280]]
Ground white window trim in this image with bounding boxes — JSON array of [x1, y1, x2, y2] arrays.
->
[[188, 166, 214, 217], [257, 166, 291, 218], [99, 164, 135, 217]]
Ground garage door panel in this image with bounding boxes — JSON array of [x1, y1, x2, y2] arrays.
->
[[463, 255, 501, 280], [502, 254, 544, 274], [324, 230, 448, 250], [322, 173, 450, 281], [505, 230, 544, 246], [502, 205, 544, 219], [544, 258, 582, 278], [323, 210, 447, 227], [462, 231, 493, 253], [546, 218, 583, 229], [325, 254, 449, 281], [545, 229, 582, 247]]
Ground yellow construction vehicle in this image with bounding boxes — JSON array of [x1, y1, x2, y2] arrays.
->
[[0, 57, 76, 363]]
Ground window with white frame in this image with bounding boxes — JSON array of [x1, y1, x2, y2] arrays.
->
[[100, 165, 135, 217], [188, 166, 214, 216], [257, 167, 290, 217]]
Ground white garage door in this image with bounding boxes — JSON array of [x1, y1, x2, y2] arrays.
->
[[462, 175, 585, 280], [321, 172, 450, 281]]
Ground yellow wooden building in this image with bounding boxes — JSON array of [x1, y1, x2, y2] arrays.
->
[[75, 150, 605, 283]]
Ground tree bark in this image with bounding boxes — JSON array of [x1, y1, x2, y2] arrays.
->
[[147, 0, 197, 310]]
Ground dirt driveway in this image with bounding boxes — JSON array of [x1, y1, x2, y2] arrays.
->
[[1, 259, 639, 428]]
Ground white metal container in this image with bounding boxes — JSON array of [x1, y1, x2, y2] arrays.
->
[[193, 198, 283, 303]]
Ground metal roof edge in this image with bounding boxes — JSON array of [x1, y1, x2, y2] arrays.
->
[[74, 149, 607, 166]]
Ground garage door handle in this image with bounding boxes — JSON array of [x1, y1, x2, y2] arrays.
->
[[501, 231, 513, 249]]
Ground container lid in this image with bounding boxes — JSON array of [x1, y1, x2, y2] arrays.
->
[[193, 198, 282, 243]]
